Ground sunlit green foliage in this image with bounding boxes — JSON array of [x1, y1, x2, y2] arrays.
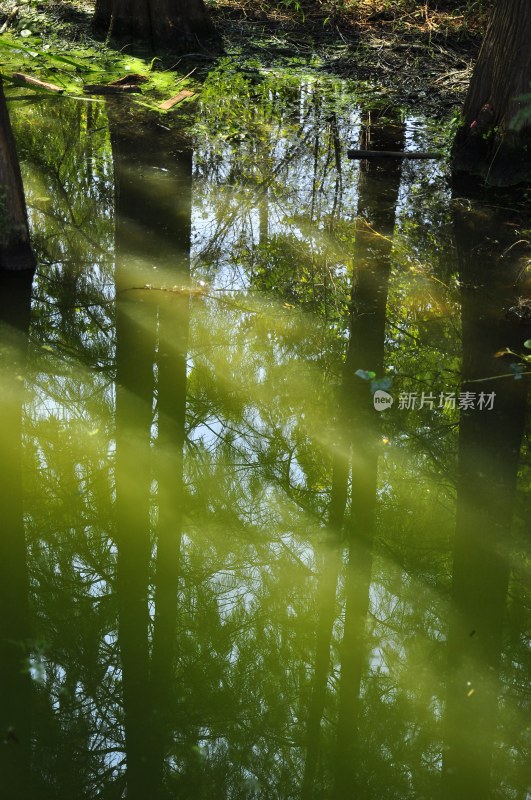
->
[[0, 33, 198, 109]]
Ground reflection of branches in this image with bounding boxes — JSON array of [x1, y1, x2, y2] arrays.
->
[[188, 408, 328, 527], [31, 165, 109, 255], [329, 112, 343, 220], [195, 92, 344, 269]]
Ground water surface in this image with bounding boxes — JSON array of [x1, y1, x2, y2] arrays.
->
[[1, 64, 530, 800]]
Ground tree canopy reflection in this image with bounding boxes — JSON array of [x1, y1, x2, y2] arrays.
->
[[1, 68, 529, 799]]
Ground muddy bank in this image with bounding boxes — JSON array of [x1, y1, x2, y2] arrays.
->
[[210, 0, 487, 113], [0, 0, 487, 115]]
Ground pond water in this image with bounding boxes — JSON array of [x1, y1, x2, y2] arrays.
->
[[1, 63, 530, 800]]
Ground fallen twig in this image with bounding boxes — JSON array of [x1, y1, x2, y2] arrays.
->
[[108, 73, 149, 86], [159, 89, 195, 110], [83, 84, 142, 95], [11, 72, 64, 93]]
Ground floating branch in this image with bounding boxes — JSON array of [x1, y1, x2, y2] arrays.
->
[[347, 149, 443, 160], [11, 73, 64, 93], [160, 90, 195, 110], [108, 74, 149, 86], [83, 84, 142, 95], [122, 283, 208, 296]]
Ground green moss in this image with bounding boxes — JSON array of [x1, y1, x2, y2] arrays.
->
[[0, 32, 200, 111]]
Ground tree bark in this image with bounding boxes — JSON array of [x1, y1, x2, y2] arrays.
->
[[93, 0, 218, 51], [0, 77, 36, 271], [451, 0, 531, 185]]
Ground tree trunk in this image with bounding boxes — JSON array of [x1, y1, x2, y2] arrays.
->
[[0, 78, 36, 271], [93, 0, 218, 51], [451, 0, 531, 185]]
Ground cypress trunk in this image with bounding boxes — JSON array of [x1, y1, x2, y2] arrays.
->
[[451, 0, 531, 185], [0, 78, 36, 271], [93, 0, 218, 51]]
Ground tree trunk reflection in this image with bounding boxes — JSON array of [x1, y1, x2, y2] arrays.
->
[[110, 106, 192, 799], [0, 268, 35, 798], [442, 185, 529, 800]]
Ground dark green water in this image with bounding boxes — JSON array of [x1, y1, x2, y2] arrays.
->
[[1, 64, 530, 800]]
